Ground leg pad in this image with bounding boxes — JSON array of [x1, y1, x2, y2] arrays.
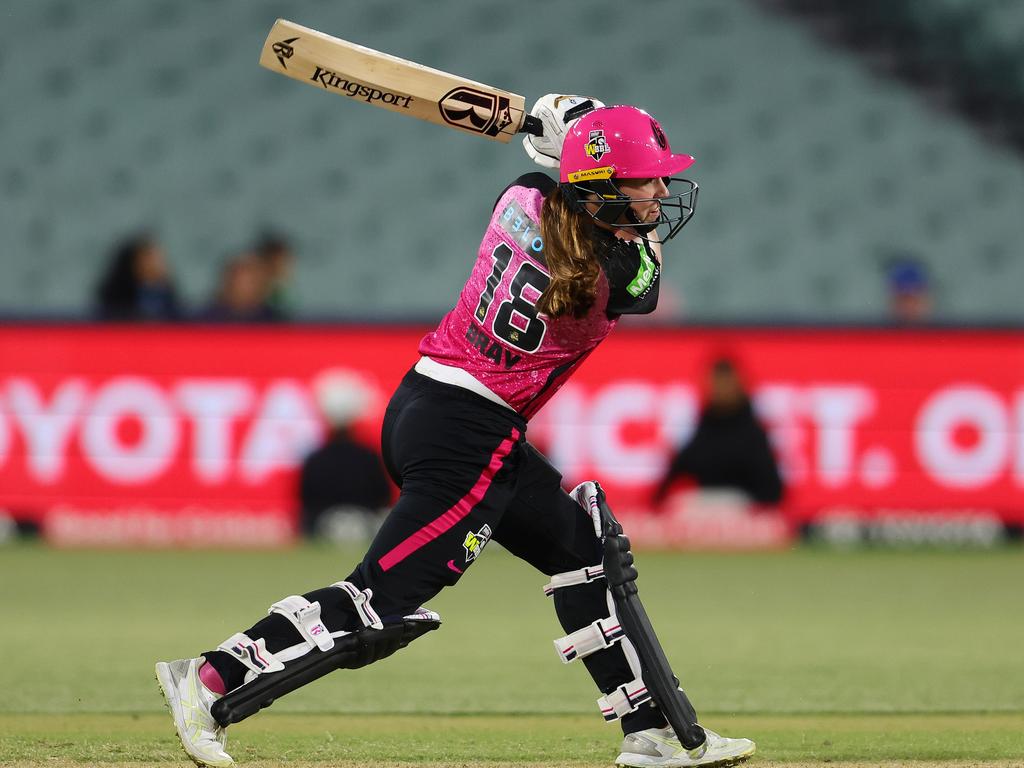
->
[[211, 615, 440, 726], [597, 484, 707, 750]]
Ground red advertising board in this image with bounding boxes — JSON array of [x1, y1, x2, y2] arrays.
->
[[0, 325, 1021, 546]]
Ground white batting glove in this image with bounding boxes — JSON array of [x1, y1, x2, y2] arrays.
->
[[522, 94, 605, 169], [570, 480, 604, 540]]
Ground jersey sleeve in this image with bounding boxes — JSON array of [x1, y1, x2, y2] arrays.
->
[[602, 238, 662, 316]]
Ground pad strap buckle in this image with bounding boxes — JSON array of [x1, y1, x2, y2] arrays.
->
[[597, 677, 652, 721], [554, 616, 624, 663], [331, 581, 384, 630], [217, 632, 285, 675], [270, 596, 334, 652]]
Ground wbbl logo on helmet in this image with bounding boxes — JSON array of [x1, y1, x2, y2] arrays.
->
[[585, 129, 611, 162], [438, 88, 513, 137]]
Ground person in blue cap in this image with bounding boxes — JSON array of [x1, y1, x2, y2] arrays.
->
[[887, 257, 932, 324]]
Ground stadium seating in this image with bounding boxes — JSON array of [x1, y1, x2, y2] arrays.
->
[[2, 0, 1023, 321]]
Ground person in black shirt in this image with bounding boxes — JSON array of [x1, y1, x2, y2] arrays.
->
[[299, 372, 391, 538], [655, 358, 783, 506], [200, 252, 282, 322], [95, 233, 181, 321]]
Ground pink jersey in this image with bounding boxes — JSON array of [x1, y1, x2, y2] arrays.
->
[[420, 176, 657, 420]]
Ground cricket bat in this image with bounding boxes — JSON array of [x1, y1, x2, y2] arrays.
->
[[259, 19, 542, 142]]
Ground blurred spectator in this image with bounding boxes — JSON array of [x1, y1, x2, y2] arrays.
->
[[654, 358, 783, 506], [95, 234, 181, 321], [201, 252, 280, 322], [299, 370, 391, 540], [886, 256, 932, 324], [0, 510, 16, 544], [255, 232, 296, 319]]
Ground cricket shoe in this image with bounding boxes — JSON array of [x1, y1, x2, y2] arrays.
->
[[616, 725, 755, 767], [155, 658, 234, 767]]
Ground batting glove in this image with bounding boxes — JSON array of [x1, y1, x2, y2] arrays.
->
[[522, 94, 605, 169], [569, 480, 605, 541]]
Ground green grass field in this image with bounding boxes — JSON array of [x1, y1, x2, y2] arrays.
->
[[3, 542, 1022, 766]]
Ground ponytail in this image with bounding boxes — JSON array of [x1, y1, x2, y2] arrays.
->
[[538, 186, 600, 319]]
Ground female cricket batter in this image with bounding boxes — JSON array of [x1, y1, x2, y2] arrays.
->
[[157, 98, 755, 768]]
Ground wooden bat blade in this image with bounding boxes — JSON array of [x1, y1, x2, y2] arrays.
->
[[259, 19, 527, 143]]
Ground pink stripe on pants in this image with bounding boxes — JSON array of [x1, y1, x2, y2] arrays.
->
[[378, 427, 520, 572]]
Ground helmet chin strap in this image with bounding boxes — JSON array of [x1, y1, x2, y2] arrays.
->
[[595, 206, 661, 245], [589, 201, 663, 245], [609, 223, 661, 246], [623, 207, 659, 237]]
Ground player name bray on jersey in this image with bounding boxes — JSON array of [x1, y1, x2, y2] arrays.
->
[[465, 322, 522, 370]]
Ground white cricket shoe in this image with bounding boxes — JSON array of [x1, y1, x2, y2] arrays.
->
[[616, 725, 755, 767], [155, 658, 234, 768]]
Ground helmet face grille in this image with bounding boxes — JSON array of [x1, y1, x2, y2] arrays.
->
[[562, 177, 699, 243], [656, 179, 699, 240]]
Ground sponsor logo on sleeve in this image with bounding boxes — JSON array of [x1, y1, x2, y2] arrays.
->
[[626, 242, 658, 297], [498, 199, 544, 258]]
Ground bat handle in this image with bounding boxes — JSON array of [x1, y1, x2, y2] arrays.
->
[[521, 114, 544, 137]]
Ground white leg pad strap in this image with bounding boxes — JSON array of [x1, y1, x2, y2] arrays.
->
[[331, 581, 384, 630], [219, 585, 383, 680], [597, 677, 652, 721], [543, 565, 605, 597], [270, 596, 335, 652], [554, 616, 625, 663], [217, 632, 285, 675]]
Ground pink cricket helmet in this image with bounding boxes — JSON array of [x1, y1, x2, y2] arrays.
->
[[560, 105, 694, 183], [559, 105, 698, 241]]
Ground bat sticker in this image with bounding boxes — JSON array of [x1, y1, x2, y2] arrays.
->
[[272, 37, 298, 69], [438, 88, 512, 136]]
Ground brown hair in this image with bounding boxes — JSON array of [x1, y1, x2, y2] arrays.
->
[[538, 187, 601, 319]]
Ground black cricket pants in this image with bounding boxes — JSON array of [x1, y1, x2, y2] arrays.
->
[[206, 369, 666, 733]]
